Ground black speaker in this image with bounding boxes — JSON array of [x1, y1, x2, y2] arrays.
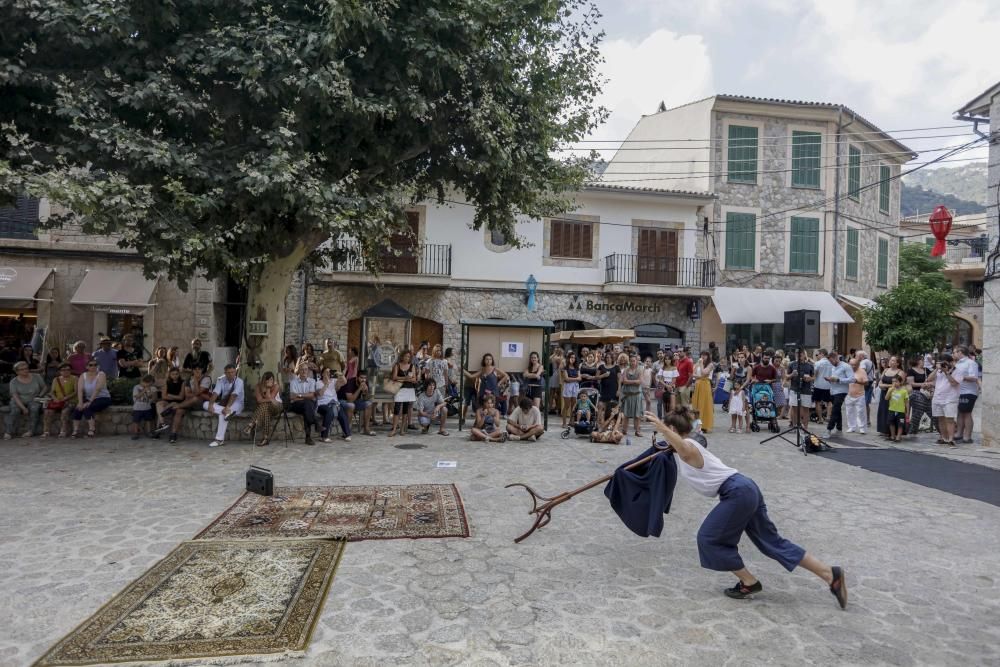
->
[[783, 309, 821, 349]]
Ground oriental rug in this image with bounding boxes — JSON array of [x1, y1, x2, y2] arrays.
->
[[33, 539, 344, 667], [195, 484, 470, 541]]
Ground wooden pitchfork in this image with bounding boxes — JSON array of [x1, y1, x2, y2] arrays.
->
[[505, 442, 671, 543]]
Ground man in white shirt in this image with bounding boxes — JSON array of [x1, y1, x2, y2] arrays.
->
[[203, 364, 244, 447], [930, 353, 962, 446], [811, 349, 832, 424], [954, 346, 979, 444], [506, 397, 544, 441], [288, 364, 319, 446]]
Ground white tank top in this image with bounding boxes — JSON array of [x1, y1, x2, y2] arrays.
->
[[675, 438, 738, 498]]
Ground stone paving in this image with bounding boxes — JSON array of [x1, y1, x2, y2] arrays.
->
[[1, 413, 999, 666]]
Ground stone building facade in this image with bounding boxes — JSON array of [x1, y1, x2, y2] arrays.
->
[[0, 200, 231, 360]]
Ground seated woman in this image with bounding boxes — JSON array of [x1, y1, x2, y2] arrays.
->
[[44, 362, 77, 438], [470, 394, 506, 443], [590, 401, 625, 444], [71, 360, 112, 438], [165, 366, 212, 444], [4, 361, 47, 439], [155, 366, 186, 430], [243, 371, 283, 447]]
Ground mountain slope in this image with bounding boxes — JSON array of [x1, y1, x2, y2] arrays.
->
[[903, 162, 987, 205], [900, 184, 986, 217]]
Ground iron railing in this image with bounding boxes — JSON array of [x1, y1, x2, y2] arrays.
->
[[334, 240, 452, 276], [604, 254, 715, 288], [944, 236, 992, 264], [965, 283, 984, 307]]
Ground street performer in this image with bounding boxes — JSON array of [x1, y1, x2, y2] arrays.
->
[[643, 409, 848, 608]]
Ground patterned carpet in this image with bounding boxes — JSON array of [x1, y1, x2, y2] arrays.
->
[[195, 484, 471, 541], [33, 539, 344, 666]]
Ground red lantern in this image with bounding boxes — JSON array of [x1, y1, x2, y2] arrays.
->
[[928, 205, 953, 257]]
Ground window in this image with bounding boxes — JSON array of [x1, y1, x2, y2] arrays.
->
[[878, 165, 891, 213], [490, 228, 507, 246], [877, 237, 889, 287], [848, 146, 861, 200], [727, 125, 758, 183], [724, 212, 756, 270], [550, 219, 593, 259], [789, 216, 820, 274], [791, 131, 822, 188], [0, 195, 40, 239], [846, 228, 859, 279]]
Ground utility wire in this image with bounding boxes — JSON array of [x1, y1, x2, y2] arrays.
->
[[560, 132, 977, 152], [569, 124, 973, 143]]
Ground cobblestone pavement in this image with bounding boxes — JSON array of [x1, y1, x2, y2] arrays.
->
[[2, 415, 999, 666]]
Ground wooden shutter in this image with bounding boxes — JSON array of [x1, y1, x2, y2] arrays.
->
[[791, 131, 821, 188], [846, 228, 859, 279], [848, 146, 861, 199], [551, 220, 565, 257], [727, 125, 758, 183], [877, 238, 889, 286], [551, 219, 591, 259], [725, 213, 755, 270], [879, 165, 891, 212], [789, 217, 819, 274]]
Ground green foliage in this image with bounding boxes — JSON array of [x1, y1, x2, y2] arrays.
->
[[861, 282, 961, 357], [107, 378, 140, 406], [0, 0, 607, 283], [898, 242, 965, 295]]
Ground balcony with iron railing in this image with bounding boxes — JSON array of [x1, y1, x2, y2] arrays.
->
[[332, 239, 452, 277], [964, 283, 984, 308], [943, 236, 992, 267], [604, 254, 715, 289]]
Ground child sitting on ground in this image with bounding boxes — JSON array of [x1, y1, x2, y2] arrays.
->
[[131, 374, 159, 440], [574, 391, 597, 424], [886, 375, 909, 442]]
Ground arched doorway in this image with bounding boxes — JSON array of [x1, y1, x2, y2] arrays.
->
[[942, 316, 974, 349], [632, 322, 685, 358], [553, 319, 597, 332]]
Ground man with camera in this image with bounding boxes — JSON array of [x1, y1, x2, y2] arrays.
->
[[339, 369, 375, 435], [928, 353, 962, 447]]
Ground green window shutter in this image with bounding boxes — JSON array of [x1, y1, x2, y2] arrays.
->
[[789, 216, 820, 273], [846, 228, 859, 279], [925, 237, 936, 247], [879, 165, 891, 212], [727, 125, 758, 183], [848, 146, 861, 199], [725, 212, 756, 270], [791, 131, 821, 188], [877, 237, 889, 286]]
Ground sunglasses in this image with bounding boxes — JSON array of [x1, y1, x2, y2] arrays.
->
[[87, 363, 98, 367]]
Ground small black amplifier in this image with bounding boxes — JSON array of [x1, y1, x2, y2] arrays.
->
[[246, 466, 274, 496]]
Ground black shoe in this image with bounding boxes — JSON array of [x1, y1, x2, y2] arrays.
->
[[724, 580, 763, 599], [154, 422, 171, 434], [169, 433, 177, 444], [829, 566, 847, 609], [150, 432, 160, 440], [305, 435, 315, 446]]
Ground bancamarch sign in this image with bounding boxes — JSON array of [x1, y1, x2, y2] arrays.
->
[[569, 295, 662, 314]]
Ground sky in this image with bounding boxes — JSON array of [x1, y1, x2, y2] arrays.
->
[[587, 0, 997, 166]]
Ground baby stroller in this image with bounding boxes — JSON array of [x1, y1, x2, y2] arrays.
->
[[561, 387, 599, 439], [748, 382, 780, 433]]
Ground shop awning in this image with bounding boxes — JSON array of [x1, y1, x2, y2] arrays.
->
[[0, 267, 53, 304], [551, 328, 636, 344], [712, 287, 853, 324], [71, 270, 157, 308], [838, 294, 877, 310]]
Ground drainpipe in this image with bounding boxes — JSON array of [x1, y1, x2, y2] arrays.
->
[[954, 114, 990, 141]]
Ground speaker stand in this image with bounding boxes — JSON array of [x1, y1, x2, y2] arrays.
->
[[759, 346, 812, 455]]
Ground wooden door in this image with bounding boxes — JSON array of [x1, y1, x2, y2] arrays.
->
[[636, 228, 678, 285], [410, 316, 443, 351], [383, 211, 420, 274], [347, 318, 361, 355]]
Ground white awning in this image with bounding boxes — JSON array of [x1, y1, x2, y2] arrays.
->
[[0, 267, 53, 304], [839, 294, 877, 310], [712, 287, 854, 324], [71, 270, 157, 308]]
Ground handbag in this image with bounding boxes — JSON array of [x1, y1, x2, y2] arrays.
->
[[383, 379, 402, 394], [48, 377, 67, 411], [246, 465, 274, 496]]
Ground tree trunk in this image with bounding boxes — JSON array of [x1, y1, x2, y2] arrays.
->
[[242, 244, 312, 384]]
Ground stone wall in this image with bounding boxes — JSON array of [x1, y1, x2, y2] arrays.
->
[[295, 282, 704, 353], [979, 91, 1000, 447], [709, 111, 900, 296]]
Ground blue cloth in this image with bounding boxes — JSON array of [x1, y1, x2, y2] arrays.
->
[[696, 473, 805, 572], [604, 446, 678, 538]]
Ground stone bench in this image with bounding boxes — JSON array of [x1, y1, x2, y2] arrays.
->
[[0, 404, 309, 441]]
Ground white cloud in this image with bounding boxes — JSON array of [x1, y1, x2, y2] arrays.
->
[[590, 29, 714, 144]]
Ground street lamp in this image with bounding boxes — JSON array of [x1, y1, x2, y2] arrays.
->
[[929, 205, 953, 257], [526, 274, 538, 312]]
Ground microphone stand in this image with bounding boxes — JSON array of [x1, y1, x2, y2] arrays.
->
[[760, 346, 817, 455]]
